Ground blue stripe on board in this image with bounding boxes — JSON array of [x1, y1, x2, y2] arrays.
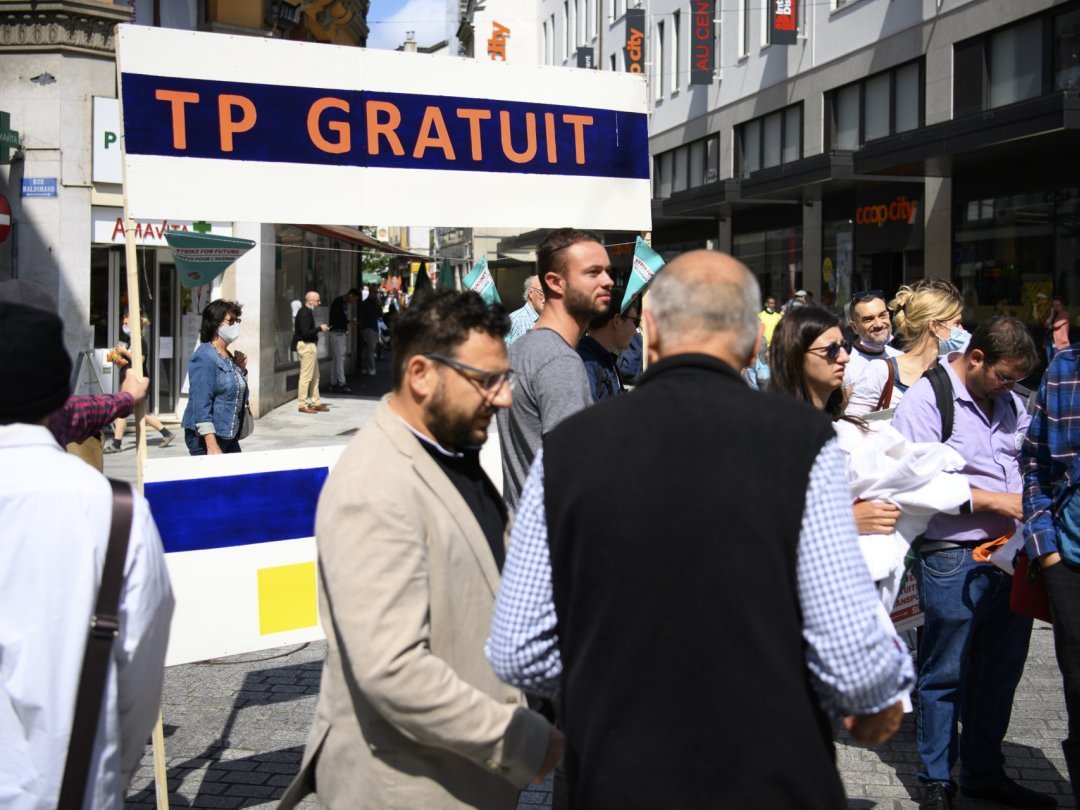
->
[[121, 73, 650, 180], [145, 467, 329, 553]]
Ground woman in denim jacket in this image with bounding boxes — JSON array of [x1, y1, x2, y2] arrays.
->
[[181, 299, 249, 455]]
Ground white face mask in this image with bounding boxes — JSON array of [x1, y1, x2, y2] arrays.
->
[[218, 322, 241, 345], [121, 325, 131, 336]]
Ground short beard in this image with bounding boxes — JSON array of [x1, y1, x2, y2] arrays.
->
[[564, 283, 606, 322], [427, 381, 482, 450]]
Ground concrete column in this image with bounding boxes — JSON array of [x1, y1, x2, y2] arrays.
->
[[717, 216, 732, 254], [803, 200, 823, 301], [230, 221, 272, 415], [924, 177, 952, 280]]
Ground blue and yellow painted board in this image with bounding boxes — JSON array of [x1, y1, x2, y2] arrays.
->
[[144, 447, 343, 666]]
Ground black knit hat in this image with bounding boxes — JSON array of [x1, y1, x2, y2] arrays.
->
[[0, 301, 72, 423]]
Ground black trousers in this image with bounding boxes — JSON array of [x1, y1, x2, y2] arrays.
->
[[1045, 560, 1080, 794]]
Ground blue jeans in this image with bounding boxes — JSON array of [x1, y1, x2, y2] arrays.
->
[[914, 546, 1032, 790]]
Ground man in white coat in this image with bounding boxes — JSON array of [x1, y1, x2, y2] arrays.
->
[[0, 301, 174, 810]]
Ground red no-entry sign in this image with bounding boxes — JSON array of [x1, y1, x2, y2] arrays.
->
[[0, 194, 10, 244]]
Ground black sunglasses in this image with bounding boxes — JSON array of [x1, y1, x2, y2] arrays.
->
[[423, 353, 517, 393], [851, 290, 885, 305], [807, 340, 851, 363]]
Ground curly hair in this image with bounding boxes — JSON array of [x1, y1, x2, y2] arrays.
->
[[889, 284, 963, 345], [391, 290, 510, 388]]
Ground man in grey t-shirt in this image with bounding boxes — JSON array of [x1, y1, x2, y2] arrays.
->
[[497, 228, 614, 509]]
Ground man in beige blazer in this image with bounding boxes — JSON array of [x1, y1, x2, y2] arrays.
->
[[280, 290, 562, 810]]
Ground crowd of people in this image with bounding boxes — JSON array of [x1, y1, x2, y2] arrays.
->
[[6, 237, 1080, 809]]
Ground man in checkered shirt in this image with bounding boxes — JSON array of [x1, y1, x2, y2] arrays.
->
[[487, 250, 912, 809]]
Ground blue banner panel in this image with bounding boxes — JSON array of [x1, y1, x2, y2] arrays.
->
[[121, 73, 650, 180], [146, 467, 329, 553]]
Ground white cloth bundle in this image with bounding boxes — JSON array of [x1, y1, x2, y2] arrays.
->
[[834, 420, 971, 611]]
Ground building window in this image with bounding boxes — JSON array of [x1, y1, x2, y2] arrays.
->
[[563, 1, 570, 60], [736, 104, 802, 178], [656, 20, 666, 99], [673, 9, 682, 93], [566, 0, 574, 56], [827, 60, 924, 149], [652, 134, 720, 198], [739, 0, 750, 57], [542, 22, 548, 65], [954, 12, 1064, 116]]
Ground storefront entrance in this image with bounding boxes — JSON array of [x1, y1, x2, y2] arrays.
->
[[89, 245, 181, 416]]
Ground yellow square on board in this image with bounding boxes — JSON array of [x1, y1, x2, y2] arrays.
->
[[257, 562, 317, 635]]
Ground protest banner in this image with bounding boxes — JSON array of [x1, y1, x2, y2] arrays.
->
[[115, 25, 651, 231]]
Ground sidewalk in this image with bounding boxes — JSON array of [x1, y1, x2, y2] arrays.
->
[[104, 363, 393, 482]]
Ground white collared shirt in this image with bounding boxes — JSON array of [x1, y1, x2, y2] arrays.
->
[[0, 424, 174, 810]]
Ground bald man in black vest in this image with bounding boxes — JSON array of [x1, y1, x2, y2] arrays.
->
[[487, 250, 913, 809]]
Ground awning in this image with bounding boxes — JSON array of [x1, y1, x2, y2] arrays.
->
[[296, 224, 429, 260]]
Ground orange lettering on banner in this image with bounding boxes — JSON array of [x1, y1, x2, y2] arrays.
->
[[218, 95, 257, 152], [562, 114, 594, 164], [413, 106, 456, 160], [308, 97, 351, 154], [544, 112, 558, 163], [155, 89, 200, 150], [456, 109, 492, 160], [626, 28, 644, 73], [366, 100, 405, 156], [500, 110, 537, 163]]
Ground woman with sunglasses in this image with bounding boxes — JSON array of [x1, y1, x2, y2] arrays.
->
[[845, 283, 965, 417], [770, 308, 970, 612]]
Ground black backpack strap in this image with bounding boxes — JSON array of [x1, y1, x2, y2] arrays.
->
[[58, 479, 134, 810], [923, 364, 955, 443]]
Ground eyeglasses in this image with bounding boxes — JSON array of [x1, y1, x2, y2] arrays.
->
[[622, 313, 641, 328], [807, 340, 851, 363], [989, 365, 1022, 386], [529, 287, 544, 297], [424, 353, 517, 393], [852, 290, 885, 305]]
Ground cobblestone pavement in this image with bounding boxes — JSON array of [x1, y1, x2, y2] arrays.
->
[[125, 624, 1073, 809]]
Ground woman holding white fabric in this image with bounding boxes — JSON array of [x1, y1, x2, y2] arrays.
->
[[845, 282, 966, 418], [770, 307, 970, 609]]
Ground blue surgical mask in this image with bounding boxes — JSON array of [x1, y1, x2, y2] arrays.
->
[[938, 326, 971, 355]]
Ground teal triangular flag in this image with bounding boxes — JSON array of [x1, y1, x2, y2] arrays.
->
[[463, 256, 502, 306], [621, 236, 665, 312], [437, 258, 456, 290], [164, 230, 256, 289]]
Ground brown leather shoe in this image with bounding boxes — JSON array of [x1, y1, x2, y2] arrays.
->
[[298, 405, 318, 414], [314, 404, 330, 412]]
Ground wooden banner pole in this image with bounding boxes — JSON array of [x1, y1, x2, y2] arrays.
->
[[116, 24, 169, 810]]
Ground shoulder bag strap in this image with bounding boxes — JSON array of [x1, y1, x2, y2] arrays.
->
[[57, 479, 134, 810], [923, 364, 955, 443], [874, 357, 896, 412]]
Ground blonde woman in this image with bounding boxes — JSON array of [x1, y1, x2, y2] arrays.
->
[[845, 282, 966, 417]]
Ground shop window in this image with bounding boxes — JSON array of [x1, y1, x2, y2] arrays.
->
[[733, 226, 803, 299], [736, 104, 801, 178], [827, 59, 923, 149], [656, 151, 674, 198]]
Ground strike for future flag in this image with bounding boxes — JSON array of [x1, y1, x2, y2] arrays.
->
[[621, 236, 665, 312], [463, 256, 502, 306]]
